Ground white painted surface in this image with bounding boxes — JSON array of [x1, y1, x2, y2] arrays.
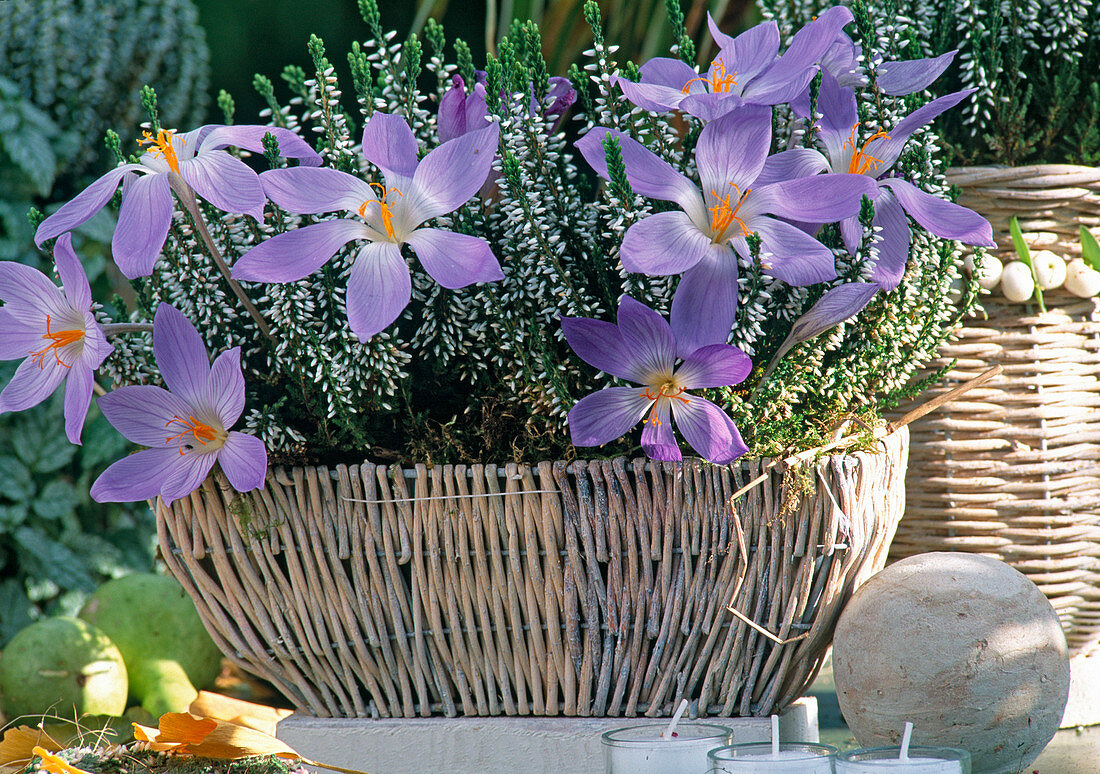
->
[[277, 697, 818, 774], [1061, 650, 1100, 728]]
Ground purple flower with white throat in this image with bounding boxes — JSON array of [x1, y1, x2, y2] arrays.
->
[[576, 104, 876, 354], [0, 234, 113, 444], [233, 112, 504, 339], [564, 296, 751, 464], [90, 303, 267, 506], [34, 125, 321, 279]]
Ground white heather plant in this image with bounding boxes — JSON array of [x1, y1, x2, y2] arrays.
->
[[15, 0, 992, 491]]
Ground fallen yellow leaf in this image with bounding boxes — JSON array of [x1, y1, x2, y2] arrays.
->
[[188, 691, 293, 736], [0, 727, 62, 774], [31, 746, 90, 774]]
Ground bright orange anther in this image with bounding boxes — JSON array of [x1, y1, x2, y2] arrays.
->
[[708, 184, 752, 241], [682, 60, 738, 94], [29, 315, 84, 369], [844, 123, 890, 175], [359, 183, 403, 240], [139, 129, 183, 175], [642, 384, 692, 426], [165, 415, 218, 455]]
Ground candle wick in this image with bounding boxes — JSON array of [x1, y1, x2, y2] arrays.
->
[[771, 714, 780, 758], [900, 721, 914, 762], [662, 699, 689, 739]]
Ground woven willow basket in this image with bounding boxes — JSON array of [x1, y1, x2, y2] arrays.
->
[[157, 428, 907, 719], [891, 163, 1100, 657]]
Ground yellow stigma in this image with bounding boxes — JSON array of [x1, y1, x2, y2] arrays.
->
[[682, 59, 738, 94], [165, 415, 223, 455], [358, 183, 403, 241], [708, 184, 752, 242], [30, 314, 84, 369], [843, 123, 891, 175], [640, 381, 691, 426], [139, 128, 183, 175]]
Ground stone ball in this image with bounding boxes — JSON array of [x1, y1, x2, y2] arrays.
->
[[833, 552, 1069, 774]]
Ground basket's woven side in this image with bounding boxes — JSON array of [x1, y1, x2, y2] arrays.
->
[[891, 291, 1100, 656], [157, 429, 907, 718], [945, 164, 1100, 258]]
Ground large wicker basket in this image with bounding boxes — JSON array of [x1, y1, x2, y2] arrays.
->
[[891, 163, 1100, 657], [157, 429, 908, 719]]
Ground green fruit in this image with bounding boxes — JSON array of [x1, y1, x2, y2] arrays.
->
[[79, 574, 222, 715], [0, 617, 128, 718]]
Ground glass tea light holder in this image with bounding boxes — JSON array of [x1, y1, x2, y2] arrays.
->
[[602, 700, 731, 774], [706, 714, 836, 773], [835, 723, 971, 773]]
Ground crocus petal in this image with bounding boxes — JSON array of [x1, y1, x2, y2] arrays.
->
[[361, 112, 421, 179], [640, 400, 680, 462], [568, 387, 649, 447], [742, 173, 875, 223], [695, 104, 773, 198], [63, 365, 93, 445], [438, 78, 470, 142], [772, 281, 880, 363], [52, 234, 92, 312], [405, 228, 503, 289], [196, 125, 322, 165], [207, 347, 245, 427], [97, 383, 192, 446], [869, 89, 975, 172], [755, 148, 831, 186], [561, 316, 647, 383], [90, 448, 180, 503], [672, 396, 747, 464], [880, 178, 995, 247], [705, 12, 737, 52], [869, 189, 912, 290], [614, 77, 687, 113], [877, 51, 957, 96], [260, 167, 378, 215], [232, 219, 366, 283], [817, 69, 860, 165], [407, 123, 500, 222], [679, 92, 743, 121], [0, 356, 66, 414], [840, 214, 863, 255], [0, 312, 43, 360], [217, 432, 268, 492], [670, 253, 739, 357], [345, 241, 411, 339], [620, 211, 719, 276], [639, 56, 700, 91], [34, 166, 139, 246], [153, 303, 211, 407], [751, 217, 838, 286], [575, 128, 705, 220], [179, 152, 265, 221], [776, 5, 854, 73], [159, 450, 219, 506], [112, 172, 173, 279], [616, 295, 676, 379], [0, 261, 70, 322], [676, 344, 752, 389], [716, 18, 781, 83]]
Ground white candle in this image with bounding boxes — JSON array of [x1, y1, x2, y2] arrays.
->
[[708, 742, 837, 773], [835, 746, 970, 774], [602, 722, 731, 774]]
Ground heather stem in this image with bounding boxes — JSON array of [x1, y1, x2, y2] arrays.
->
[[102, 323, 154, 336]]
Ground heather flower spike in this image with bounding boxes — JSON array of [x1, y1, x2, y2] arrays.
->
[[34, 125, 321, 279], [0, 234, 113, 444], [563, 296, 751, 464], [90, 303, 267, 506], [577, 104, 876, 354], [233, 112, 504, 339]]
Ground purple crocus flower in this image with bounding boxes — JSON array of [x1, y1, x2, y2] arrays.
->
[[233, 113, 504, 339], [34, 125, 321, 279], [90, 303, 267, 506], [439, 75, 490, 142], [616, 7, 853, 120], [563, 296, 751, 464], [0, 234, 113, 444], [576, 104, 876, 354]]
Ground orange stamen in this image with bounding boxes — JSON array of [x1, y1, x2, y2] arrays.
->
[[139, 129, 183, 175], [165, 415, 218, 455], [708, 184, 752, 241], [641, 385, 692, 426], [682, 60, 738, 94], [29, 315, 84, 369], [843, 123, 890, 175], [358, 183, 403, 240]]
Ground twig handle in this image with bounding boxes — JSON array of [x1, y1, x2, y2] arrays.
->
[[886, 365, 1003, 435]]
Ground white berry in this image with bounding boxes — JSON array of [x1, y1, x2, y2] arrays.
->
[[1031, 250, 1067, 290], [1065, 259, 1100, 298], [1001, 261, 1036, 303], [964, 253, 1003, 290]]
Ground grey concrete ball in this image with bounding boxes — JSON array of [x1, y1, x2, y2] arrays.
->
[[833, 552, 1070, 774]]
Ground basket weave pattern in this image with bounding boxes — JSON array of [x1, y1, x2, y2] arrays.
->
[[158, 430, 907, 718]]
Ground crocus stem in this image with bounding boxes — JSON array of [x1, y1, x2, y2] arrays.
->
[[168, 175, 276, 344], [102, 323, 154, 336]]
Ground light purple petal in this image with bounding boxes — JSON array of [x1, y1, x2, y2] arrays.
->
[[97, 384, 192, 447], [232, 219, 366, 283], [561, 316, 647, 383], [438, 77, 470, 142], [615, 77, 687, 113], [153, 303, 211, 407], [716, 18, 780, 82], [751, 217, 838, 286], [217, 432, 268, 492], [179, 152, 265, 221], [742, 61, 816, 105], [405, 227, 503, 288], [870, 89, 975, 172], [639, 56, 700, 91], [670, 253, 739, 357], [53, 234, 92, 311], [679, 92, 743, 121], [90, 448, 180, 503], [159, 449, 218, 506], [676, 344, 752, 389], [755, 148, 831, 186], [112, 171, 173, 279], [260, 167, 378, 215], [345, 241, 411, 339], [877, 51, 957, 96], [880, 178, 995, 247], [616, 296, 676, 379], [620, 211, 716, 276], [0, 356, 66, 414], [696, 104, 773, 197], [869, 189, 911, 290], [840, 215, 863, 255], [640, 400, 680, 462], [817, 69, 859, 166], [671, 396, 747, 464], [705, 12, 737, 52], [775, 5, 854, 73], [0, 311, 43, 360], [207, 347, 245, 427], [196, 125, 322, 165], [34, 166, 139, 246], [362, 112, 421, 179], [63, 364, 94, 444], [568, 387, 649, 447], [743, 173, 875, 223], [773, 281, 879, 362], [408, 123, 500, 222], [0, 260, 69, 322]]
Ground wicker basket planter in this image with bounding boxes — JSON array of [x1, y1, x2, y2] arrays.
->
[[157, 428, 908, 719], [891, 163, 1100, 658]]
